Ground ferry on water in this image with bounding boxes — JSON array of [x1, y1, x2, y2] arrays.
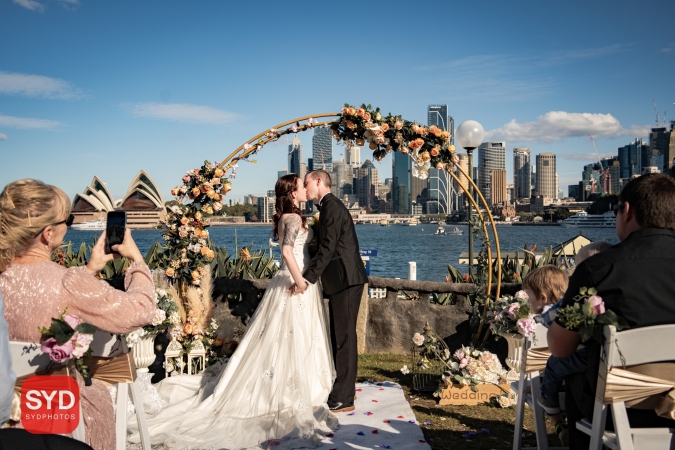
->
[[559, 211, 616, 228], [402, 218, 419, 226], [70, 217, 106, 231]]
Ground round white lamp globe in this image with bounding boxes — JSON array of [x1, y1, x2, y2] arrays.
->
[[456, 120, 485, 150]]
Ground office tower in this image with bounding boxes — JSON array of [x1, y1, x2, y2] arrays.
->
[[427, 105, 454, 142], [277, 169, 288, 180], [569, 185, 580, 200], [609, 159, 621, 194], [355, 159, 378, 209], [535, 153, 556, 199], [411, 172, 428, 209], [392, 151, 410, 214], [312, 127, 333, 172], [650, 125, 670, 171], [618, 138, 647, 178], [257, 196, 275, 222], [513, 148, 531, 200], [299, 163, 307, 181], [288, 134, 302, 175], [330, 159, 355, 198], [490, 169, 507, 206], [308, 158, 313, 172], [665, 121, 675, 172], [477, 141, 506, 206], [427, 104, 453, 213], [344, 145, 361, 169]]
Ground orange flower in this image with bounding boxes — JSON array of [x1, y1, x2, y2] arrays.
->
[[341, 107, 349, 115], [448, 144, 456, 152], [221, 182, 232, 193], [347, 107, 356, 116], [191, 187, 201, 197], [381, 123, 389, 132], [191, 270, 201, 279], [214, 168, 224, 178], [184, 323, 193, 334], [363, 112, 371, 121], [171, 188, 179, 196], [415, 138, 425, 148], [356, 108, 365, 116], [430, 147, 440, 157], [345, 120, 356, 130], [213, 338, 223, 347], [200, 183, 212, 193], [207, 249, 215, 259], [194, 228, 202, 237], [201, 230, 209, 238], [180, 217, 189, 225], [207, 189, 216, 199], [420, 151, 431, 161], [441, 131, 451, 141], [204, 205, 213, 215], [463, 273, 470, 283], [400, 147, 410, 154], [200, 246, 209, 255], [166, 268, 175, 277], [214, 193, 222, 201]]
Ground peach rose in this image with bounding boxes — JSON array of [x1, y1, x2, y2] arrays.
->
[[381, 123, 389, 132], [341, 107, 349, 115], [448, 144, 456, 152], [400, 147, 410, 154], [345, 120, 356, 130], [363, 112, 371, 121], [200, 183, 212, 193], [184, 323, 193, 335], [221, 183, 232, 193], [180, 217, 189, 225], [347, 107, 356, 116], [395, 120, 403, 130], [191, 187, 201, 197], [430, 147, 440, 157], [171, 188, 179, 196], [214, 193, 222, 201], [207, 189, 216, 199], [420, 151, 431, 161], [166, 268, 175, 277], [441, 131, 451, 141], [191, 270, 201, 280], [200, 246, 209, 255], [195, 211, 202, 220], [207, 249, 215, 259], [211, 177, 220, 185], [416, 138, 425, 148], [193, 169, 200, 175], [201, 230, 209, 238], [193, 228, 202, 237], [214, 168, 224, 178], [356, 108, 365, 116]]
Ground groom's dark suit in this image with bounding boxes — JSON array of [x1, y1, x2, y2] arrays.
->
[[303, 193, 368, 405]]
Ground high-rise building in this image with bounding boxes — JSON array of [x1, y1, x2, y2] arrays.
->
[[257, 196, 275, 222], [277, 169, 288, 179], [330, 159, 355, 198], [427, 104, 453, 213], [490, 169, 507, 206], [477, 141, 506, 205], [650, 125, 670, 171], [355, 160, 378, 209], [618, 138, 647, 179], [312, 127, 333, 172], [410, 172, 428, 209], [392, 152, 410, 214], [344, 145, 361, 169], [513, 148, 531, 200], [288, 135, 302, 175], [535, 153, 556, 199], [299, 163, 307, 182], [665, 121, 675, 172]]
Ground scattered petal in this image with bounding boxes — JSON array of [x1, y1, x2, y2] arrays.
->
[[372, 400, 379, 403], [383, 420, 391, 423], [357, 431, 364, 436], [326, 434, 334, 438], [379, 388, 385, 390], [409, 420, 416, 423], [397, 416, 404, 419], [381, 446, 391, 449], [348, 412, 355, 416], [365, 412, 373, 416], [423, 421, 432, 425], [371, 430, 378, 434], [356, 388, 363, 392], [419, 440, 426, 443]]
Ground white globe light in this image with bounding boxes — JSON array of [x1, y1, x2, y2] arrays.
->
[[456, 120, 485, 150]]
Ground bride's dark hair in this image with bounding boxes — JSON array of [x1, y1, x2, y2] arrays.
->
[[272, 174, 307, 240]]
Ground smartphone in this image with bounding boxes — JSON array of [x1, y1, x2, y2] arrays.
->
[[105, 211, 127, 254]]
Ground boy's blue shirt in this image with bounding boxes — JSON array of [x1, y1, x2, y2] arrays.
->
[[535, 299, 563, 329]]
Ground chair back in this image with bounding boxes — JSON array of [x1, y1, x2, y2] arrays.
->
[[89, 331, 127, 358], [10, 341, 58, 377], [604, 324, 675, 368], [530, 323, 549, 349]]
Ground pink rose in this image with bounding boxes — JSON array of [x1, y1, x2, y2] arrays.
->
[[71, 332, 94, 358], [459, 358, 468, 369], [516, 317, 537, 337], [453, 349, 465, 361], [63, 314, 81, 330], [182, 175, 190, 183], [586, 295, 605, 315], [41, 338, 75, 363], [506, 302, 519, 319]]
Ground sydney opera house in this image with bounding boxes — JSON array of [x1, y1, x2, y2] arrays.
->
[[71, 170, 166, 228]]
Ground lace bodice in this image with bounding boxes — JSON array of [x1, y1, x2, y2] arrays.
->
[[279, 226, 313, 272]]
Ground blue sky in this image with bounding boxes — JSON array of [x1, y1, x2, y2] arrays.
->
[[1, 0, 673, 202]]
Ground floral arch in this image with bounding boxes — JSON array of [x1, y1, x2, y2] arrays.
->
[[162, 103, 502, 346]]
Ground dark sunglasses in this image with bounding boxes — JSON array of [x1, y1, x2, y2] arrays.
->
[[613, 202, 625, 217], [34, 214, 74, 237]]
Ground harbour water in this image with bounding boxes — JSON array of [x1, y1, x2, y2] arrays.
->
[[64, 224, 619, 282]]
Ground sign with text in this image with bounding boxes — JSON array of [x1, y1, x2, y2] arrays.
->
[[361, 256, 370, 276], [359, 249, 378, 257], [21, 375, 80, 434]]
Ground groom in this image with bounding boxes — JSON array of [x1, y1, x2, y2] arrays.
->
[[294, 170, 368, 413]]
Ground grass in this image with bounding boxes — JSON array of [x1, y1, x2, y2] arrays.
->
[[357, 353, 558, 450]]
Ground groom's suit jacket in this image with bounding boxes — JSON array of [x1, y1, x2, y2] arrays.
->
[[303, 193, 368, 295]]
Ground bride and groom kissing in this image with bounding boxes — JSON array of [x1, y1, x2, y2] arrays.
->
[[131, 170, 368, 449]]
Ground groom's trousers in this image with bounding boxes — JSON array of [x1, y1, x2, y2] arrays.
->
[[327, 283, 364, 404]]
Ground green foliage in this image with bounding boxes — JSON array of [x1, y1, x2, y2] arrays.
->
[[587, 194, 619, 214]]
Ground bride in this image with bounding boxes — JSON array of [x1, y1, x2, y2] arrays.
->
[[131, 174, 337, 449]]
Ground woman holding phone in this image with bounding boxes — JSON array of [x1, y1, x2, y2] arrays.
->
[[0, 179, 156, 450]]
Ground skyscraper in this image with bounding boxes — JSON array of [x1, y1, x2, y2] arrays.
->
[[618, 138, 647, 178], [277, 169, 288, 179], [513, 148, 531, 200], [312, 127, 333, 172], [392, 151, 410, 214], [344, 145, 361, 169], [427, 104, 454, 212], [535, 153, 556, 199], [490, 169, 507, 206], [477, 141, 506, 205], [288, 134, 302, 175], [356, 159, 378, 209]]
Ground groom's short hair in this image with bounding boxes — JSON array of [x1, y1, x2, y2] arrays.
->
[[307, 170, 332, 188]]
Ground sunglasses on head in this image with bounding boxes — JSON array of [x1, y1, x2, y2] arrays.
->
[[613, 202, 625, 217], [33, 214, 74, 237]]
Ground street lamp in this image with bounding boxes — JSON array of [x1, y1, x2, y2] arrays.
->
[[456, 120, 485, 274]]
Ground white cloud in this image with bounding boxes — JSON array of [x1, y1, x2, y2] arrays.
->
[[13, 0, 45, 12], [126, 102, 238, 124], [486, 111, 651, 143], [0, 133, 7, 140], [0, 71, 84, 99], [0, 115, 62, 130]]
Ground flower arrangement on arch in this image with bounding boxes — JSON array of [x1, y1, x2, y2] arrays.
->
[[332, 103, 458, 180], [486, 290, 537, 338], [557, 287, 629, 343], [38, 309, 97, 384], [126, 288, 182, 347]]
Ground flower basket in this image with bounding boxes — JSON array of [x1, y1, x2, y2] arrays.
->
[[438, 382, 512, 406]]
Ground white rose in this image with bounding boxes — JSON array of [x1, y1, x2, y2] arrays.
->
[[412, 333, 425, 346]]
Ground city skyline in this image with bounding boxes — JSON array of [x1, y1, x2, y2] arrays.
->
[[1, 1, 673, 202]]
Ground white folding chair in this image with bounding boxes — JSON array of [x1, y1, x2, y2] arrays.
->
[[511, 323, 567, 450], [90, 331, 151, 450], [9, 340, 86, 442], [577, 324, 675, 450]]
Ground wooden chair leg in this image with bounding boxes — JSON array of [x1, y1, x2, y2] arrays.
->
[[129, 379, 151, 450]]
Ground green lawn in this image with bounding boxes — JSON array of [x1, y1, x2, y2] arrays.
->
[[357, 354, 558, 450]]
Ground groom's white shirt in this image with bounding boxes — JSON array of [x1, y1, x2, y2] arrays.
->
[[305, 193, 330, 287]]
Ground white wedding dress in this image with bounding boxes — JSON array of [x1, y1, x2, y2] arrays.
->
[[130, 227, 338, 449]]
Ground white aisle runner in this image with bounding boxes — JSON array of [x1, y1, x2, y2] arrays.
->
[[316, 381, 431, 450]]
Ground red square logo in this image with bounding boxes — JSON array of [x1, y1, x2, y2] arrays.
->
[[21, 376, 80, 435]]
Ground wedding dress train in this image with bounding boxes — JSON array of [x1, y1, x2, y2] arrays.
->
[[130, 227, 338, 449]]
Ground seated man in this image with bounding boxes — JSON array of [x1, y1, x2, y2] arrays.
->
[[548, 173, 675, 448]]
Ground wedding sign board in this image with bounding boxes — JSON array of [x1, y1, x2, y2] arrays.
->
[[438, 383, 510, 406]]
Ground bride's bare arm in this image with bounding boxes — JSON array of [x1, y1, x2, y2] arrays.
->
[[281, 214, 308, 293]]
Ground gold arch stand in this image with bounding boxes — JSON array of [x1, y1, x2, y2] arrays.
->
[[216, 112, 502, 341]]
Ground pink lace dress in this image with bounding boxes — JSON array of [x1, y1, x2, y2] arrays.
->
[[0, 260, 156, 450]]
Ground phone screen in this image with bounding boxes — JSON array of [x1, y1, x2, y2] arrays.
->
[[105, 212, 126, 254]]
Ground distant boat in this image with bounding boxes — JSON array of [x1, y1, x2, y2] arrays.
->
[[379, 219, 389, 226], [402, 218, 419, 226], [447, 227, 463, 236], [70, 217, 106, 231], [435, 226, 446, 235], [559, 211, 616, 228]]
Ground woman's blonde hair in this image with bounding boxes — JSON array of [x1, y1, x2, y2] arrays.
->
[[0, 179, 71, 272]]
